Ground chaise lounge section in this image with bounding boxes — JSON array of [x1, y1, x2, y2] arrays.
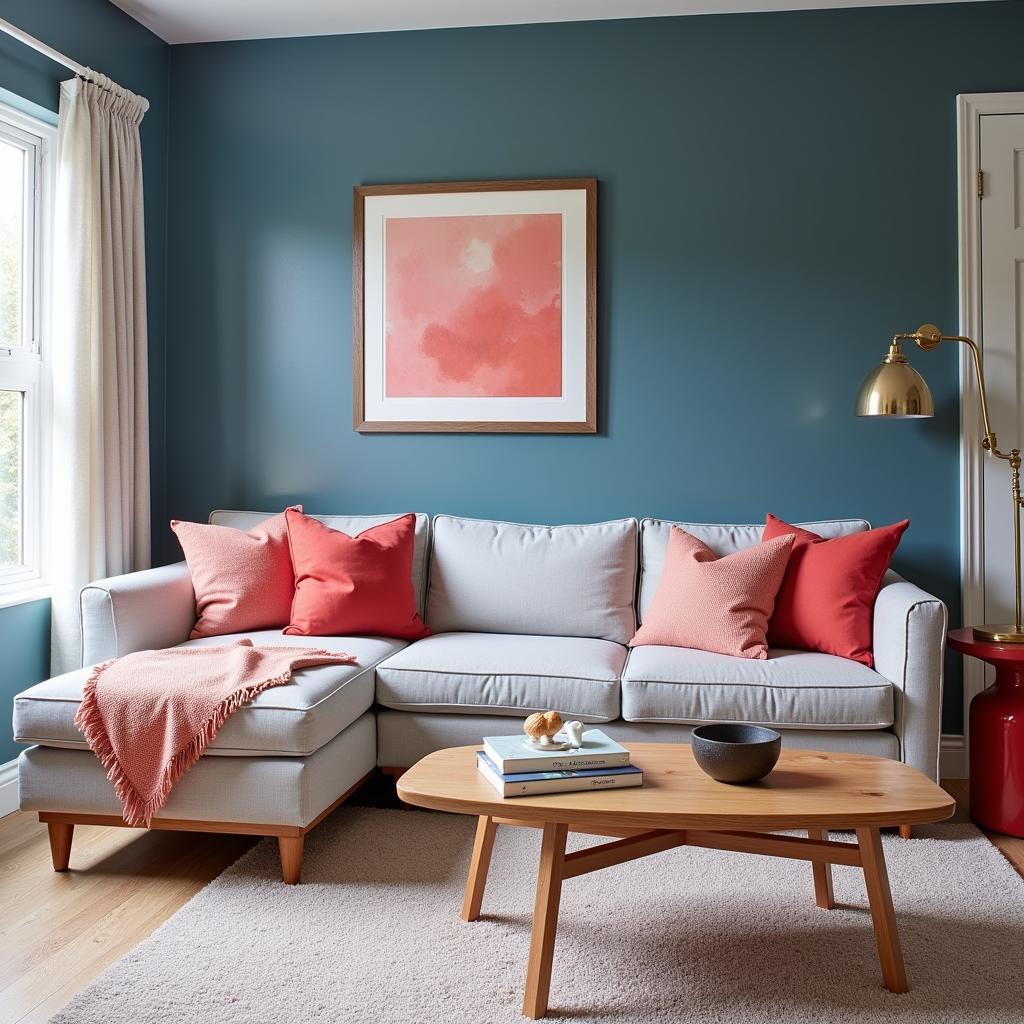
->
[[15, 510, 432, 883], [13, 511, 947, 882]]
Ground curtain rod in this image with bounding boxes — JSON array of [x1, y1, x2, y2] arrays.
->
[[0, 16, 87, 78]]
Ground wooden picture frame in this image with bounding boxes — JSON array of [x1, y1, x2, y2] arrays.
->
[[353, 178, 597, 433]]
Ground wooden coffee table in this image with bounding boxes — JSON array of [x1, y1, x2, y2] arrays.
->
[[397, 743, 954, 1019]]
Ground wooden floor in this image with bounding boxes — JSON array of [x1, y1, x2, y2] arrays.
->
[[0, 778, 1020, 1024]]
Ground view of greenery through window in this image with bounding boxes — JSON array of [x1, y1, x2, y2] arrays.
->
[[0, 136, 26, 569], [0, 390, 21, 567], [0, 139, 24, 349]]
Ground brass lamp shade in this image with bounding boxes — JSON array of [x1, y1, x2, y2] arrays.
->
[[855, 348, 935, 418]]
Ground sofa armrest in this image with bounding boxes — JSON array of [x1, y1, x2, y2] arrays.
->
[[80, 562, 196, 666], [872, 570, 948, 781]]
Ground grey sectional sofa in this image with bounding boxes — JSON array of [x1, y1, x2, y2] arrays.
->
[[13, 512, 947, 883]]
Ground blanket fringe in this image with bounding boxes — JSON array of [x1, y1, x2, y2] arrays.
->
[[73, 648, 354, 828]]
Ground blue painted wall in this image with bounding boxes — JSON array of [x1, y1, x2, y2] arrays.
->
[[0, 599, 49, 762], [164, 2, 1024, 733], [3, 1, 1023, 750], [0, 0, 168, 760]]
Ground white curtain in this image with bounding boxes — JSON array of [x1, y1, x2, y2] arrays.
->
[[50, 73, 151, 674]]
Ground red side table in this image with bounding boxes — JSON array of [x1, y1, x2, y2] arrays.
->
[[948, 627, 1024, 838]]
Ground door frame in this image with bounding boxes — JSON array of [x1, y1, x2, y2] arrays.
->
[[956, 92, 1024, 759]]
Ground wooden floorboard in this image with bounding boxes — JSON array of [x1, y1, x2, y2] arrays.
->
[[0, 779, 1020, 1023], [0, 812, 257, 1024]]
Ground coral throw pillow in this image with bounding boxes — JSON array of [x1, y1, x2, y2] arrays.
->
[[172, 507, 301, 639], [284, 510, 431, 640], [629, 528, 795, 660], [762, 514, 909, 667]]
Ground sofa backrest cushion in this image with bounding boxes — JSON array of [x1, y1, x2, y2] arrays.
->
[[637, 517, 870, 622], [426, 515, 638, 643], [208, 510, 431, 616]]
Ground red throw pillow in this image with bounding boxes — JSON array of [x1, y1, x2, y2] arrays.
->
[[629, 527, 795, 659], [172, 507, 301, 639], [762, 514, 909, 667], [284, 510, 431, 640]]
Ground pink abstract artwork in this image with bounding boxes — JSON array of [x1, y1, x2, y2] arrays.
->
[[384, 213, 563, 397]]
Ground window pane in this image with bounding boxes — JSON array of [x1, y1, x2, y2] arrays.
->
[[0, 139, 25, 349], [0, 390, 22, 568]]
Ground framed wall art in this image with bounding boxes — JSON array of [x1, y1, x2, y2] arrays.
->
[[353, 178, 596, 432]]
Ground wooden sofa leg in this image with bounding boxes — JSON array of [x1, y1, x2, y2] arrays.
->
[[898, 824, 913, 840], [47, 822, 75, 871], [278, 835, 304, 884]]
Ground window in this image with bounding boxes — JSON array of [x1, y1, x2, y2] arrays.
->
[[0, 103, 53, 600]]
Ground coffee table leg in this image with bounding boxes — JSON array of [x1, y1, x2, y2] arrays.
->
[[462, 815, 498, 922], [856, 826, 908, 993], [807, 828, 835, 909], [523, 822, 569, 1020]]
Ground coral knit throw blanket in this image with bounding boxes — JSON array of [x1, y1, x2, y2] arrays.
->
[[74, 639, 357, 827]]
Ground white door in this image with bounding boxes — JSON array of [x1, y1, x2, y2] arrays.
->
[[979, 113, 1024, 630]]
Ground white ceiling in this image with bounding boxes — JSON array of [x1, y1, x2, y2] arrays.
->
[[109, 0, 986, 45]]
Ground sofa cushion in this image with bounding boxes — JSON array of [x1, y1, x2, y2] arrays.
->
[[621, 645, 893, 729], [173, 507, 299, 639], [375, 711, 903, 769], [762, 514, 909, 667], [630, 529, 795, 659], [284, 510, 431, 641], [19, 714, 376, 828], [425, 515, 638, 643], [14, 632, 405, 757], [637, 517, 870, 621], [209, 510, 431, 616], [375, 631, 625, 721]]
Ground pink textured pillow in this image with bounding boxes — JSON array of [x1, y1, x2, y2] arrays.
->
[[630, 528, 795, 659], [171, 507, 302, 639]]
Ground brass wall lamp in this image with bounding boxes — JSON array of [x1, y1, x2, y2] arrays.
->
[[856, 324, 1024, 643]]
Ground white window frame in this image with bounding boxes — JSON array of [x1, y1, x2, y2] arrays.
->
[[0, 101, 54, 606]]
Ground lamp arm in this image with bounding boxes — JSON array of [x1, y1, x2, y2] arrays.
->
[[883, 323, 1024, 636], [914, 330, 1024, 634], [902, 329, 1012, 461], [937, 334, 1006, 457]]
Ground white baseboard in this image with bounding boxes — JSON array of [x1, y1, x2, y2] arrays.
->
[[941, 734, 967, 779], [0, 757, 19, 817]]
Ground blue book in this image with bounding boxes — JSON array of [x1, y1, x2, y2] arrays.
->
[[482, 728, 630, 775], [476, 751, 642, 797]]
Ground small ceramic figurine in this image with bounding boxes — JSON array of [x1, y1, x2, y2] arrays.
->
[[563, 720, 585, 748], [524, 711, 563, 747]]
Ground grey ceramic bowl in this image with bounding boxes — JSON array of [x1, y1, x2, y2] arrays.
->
[[690, 723, 782, 784]]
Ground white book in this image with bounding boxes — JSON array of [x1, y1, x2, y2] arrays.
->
[[482, 728, 630, 775], [476, 752, 643, 798]]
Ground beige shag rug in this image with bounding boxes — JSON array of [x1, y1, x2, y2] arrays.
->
[[52, 808, 1024, 1023]]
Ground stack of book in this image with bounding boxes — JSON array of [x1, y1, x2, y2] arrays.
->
[[476, 728, 641, 797]]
